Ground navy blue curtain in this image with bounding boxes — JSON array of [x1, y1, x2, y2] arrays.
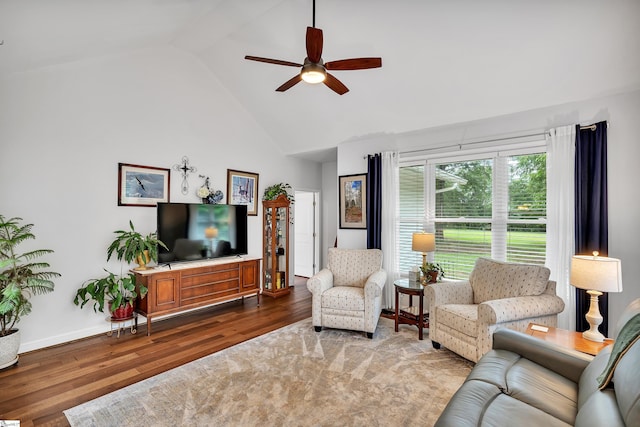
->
[[367, 154, 382, 249], [574, 121, 609, 335]]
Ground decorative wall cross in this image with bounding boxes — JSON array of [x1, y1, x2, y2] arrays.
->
[[173, 156, 197, 195]]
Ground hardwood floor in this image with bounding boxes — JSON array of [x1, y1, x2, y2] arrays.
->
[[0, 277, 311, 427]]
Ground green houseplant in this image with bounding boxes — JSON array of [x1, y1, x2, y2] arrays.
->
[[420, 262, 445, 284], [107, 220, 168, 270], [74, 270, 146, 319], [74, 220, 163, 319], [0, 215, 60, 368], [263, 183, 294, 203]]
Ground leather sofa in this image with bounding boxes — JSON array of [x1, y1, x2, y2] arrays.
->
[[435, 299, 640, 426]]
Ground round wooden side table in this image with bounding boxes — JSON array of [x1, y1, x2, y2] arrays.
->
[[394, 278, 429, 340]]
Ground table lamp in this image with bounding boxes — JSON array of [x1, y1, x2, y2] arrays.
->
[[570, 251, 623, 342], [412, 232, 435, 268], [205, 226, 218, 256]]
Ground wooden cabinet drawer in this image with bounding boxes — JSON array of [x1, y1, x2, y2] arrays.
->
[[181, 268, 239, 288], [181, 278, 239, 304]]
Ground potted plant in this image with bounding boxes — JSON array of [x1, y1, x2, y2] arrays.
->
[[106, 220, 168, 270], [0, 215, 59, 368], [263, 182, 295, 203], [75, 220, 163, 319], [74, 270, 146, 319], [420, 262, 445, 284]]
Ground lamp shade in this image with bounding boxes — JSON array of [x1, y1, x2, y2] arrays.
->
[[570, 253, 623, 293], [204, 226, 218, 239], [412, 232, 435, 253]]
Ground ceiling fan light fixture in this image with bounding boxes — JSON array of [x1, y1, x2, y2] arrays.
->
[[300, 61, 326, 84]]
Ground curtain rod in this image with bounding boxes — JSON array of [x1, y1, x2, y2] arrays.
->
[[363, 152, 397, 160], [363, 121, 608, 159], [399, 131, 547, 157], [580, 120, 609, 131]]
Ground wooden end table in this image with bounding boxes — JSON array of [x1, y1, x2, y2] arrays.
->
[[394, 279, 429, 340], [525, 323, 614, 356]]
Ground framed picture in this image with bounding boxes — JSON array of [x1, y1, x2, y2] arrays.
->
[[227, 169, 259, 216], [339, 173, 367, 229], [118, 163, 170, 207]]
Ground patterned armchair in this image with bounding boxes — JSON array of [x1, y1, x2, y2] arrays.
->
[[425, 258, 565, 362], [306, 248, 387, 338]]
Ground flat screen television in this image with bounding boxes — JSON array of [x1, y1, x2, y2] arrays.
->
[[157, 202, 248, 264]]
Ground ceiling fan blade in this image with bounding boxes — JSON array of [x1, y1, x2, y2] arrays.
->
[[324, 73, 349, 95], [276, 75, 303, 92], [325, 57, 382, 70], [306, 27, 323, 63], [245, 55, 302, 67]]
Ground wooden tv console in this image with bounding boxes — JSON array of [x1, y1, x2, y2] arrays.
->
[[133, 256, 261, 335]]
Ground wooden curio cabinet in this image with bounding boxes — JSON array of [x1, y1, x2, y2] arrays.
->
[[262, 194, 290, 298]]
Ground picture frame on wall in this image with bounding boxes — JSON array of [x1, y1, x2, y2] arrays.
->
[[339, 173, 367, 229], [118, 163, 170, 207], [227, 169, 259, 216]]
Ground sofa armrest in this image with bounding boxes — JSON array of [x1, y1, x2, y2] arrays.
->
[[425, 280, 474, 307], [479, 294, 566, 324], [364, 270, 387, 299], [306, 268, 334, 295], [492, 328, 592, 383]]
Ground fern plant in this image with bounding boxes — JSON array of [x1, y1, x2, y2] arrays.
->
[[0, 215, 60, 336]]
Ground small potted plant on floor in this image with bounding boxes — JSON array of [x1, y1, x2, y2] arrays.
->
[[74, 270, 146, 319], [420, 262, 445, 284], [0, 215, 60, 368], [107, 220, 168, 270], [75, 220, 162, 320]]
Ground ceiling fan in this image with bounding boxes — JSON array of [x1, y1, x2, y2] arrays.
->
[[244, 0, 382, 95]]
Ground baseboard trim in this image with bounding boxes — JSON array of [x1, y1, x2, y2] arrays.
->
[[19, 324, 109, 354]]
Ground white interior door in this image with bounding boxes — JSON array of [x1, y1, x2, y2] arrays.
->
[[294, 191, 319, 277]]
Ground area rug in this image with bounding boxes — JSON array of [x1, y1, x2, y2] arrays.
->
[[64, 317, 473, 426]]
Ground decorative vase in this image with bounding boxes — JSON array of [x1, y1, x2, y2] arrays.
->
[[109, 301, 134, 320], [0, 329, 21, 369], [134, 250, 150, 271]]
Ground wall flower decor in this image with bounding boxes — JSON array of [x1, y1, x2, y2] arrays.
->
[[197, 175, 223, 204]]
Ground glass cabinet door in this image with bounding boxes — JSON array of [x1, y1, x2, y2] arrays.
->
[[262, 196, 290, 297]]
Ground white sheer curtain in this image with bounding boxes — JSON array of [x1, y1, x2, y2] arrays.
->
[[545, 125, 576, 330], [381, 151, 399, 309]]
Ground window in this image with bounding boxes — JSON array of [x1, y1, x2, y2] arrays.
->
[[398, 151, 546, 280]]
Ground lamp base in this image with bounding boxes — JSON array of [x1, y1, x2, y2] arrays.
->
[[583, 289, 605, 343], [582, 329, 605, 343]]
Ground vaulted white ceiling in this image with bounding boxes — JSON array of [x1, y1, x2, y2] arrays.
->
[[2, 0, 639, 161]]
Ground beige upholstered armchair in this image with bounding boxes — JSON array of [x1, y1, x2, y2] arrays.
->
[[306, 248, 387, 338], [425, 258, 565, 362]]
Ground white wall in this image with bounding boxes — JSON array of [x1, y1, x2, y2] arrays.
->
[[0, 47, 322, 352], [336, 89, 640, 334], [320, 161, 337, 268]]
